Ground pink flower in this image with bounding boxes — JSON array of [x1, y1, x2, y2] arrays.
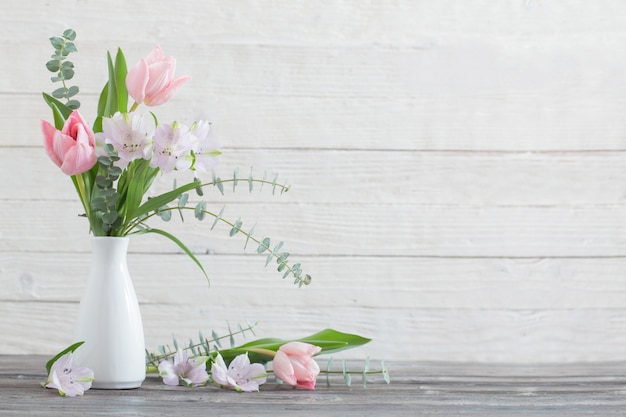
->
[[150, 122, 195, 173], [272, 342, 321, 390], [158, 349, 210, 387], [211, 353, 267, 392], [43, 352, 94, 397], [41, 110, 97, 175], [126, 45, 191, 107], [96, 112, 154, 168]]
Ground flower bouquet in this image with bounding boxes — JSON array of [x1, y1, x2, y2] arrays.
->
[[39, 29, 385, 395]]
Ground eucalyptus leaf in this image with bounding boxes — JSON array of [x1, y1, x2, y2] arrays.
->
[[46, 60, 60, 72], [63, 29, 76, 40]]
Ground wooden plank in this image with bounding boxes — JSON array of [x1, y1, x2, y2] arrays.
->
[[5, 148, 626, 204], [3, 301, 626, 363], [5, 0, 626, 43], [16, 93, 626, 151], [1, 200, 625, 257], [4, 253, 626, 310], [4, 356, 626, 416]]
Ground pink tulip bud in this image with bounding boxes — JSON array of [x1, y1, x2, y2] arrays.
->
[[41, 110, 97, 176], [272, 342, 321, 390], [126, 45, 191, 107]]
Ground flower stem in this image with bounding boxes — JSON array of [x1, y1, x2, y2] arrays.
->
[[129, 101, 139, 112], [73, 174, 91, 220]]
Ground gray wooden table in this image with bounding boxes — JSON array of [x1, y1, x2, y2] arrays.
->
[[2, 356, 626, 416]]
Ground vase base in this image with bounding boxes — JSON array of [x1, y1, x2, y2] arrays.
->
[[92, 380, 144, 390]]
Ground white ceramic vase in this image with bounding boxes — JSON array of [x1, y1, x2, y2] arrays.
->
[[74, 236, 146, 389]]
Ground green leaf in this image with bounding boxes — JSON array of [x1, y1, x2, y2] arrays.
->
[[216, 328, 370, 365], [229, 218, 242, 237], [49, 36, 64, 49], [51, 87, 66, 99], [129, 180, 200, 221], [66, 85, 79, 98], [342, 360, 352, 387], [61, 67, 75, 80], [67, 100, 81, 110], [211, 207, 224, 230], [45, 341, 85, 374], [114, 48, 128, 113], [64, 42, 77, 53], [42, 93, 73, 121], [137, 228, 209, 283], [244, 224, 256, 249], [297, 329, 371, 356], [62, 29, 76, 41], [96, 81, 109, 118], [257, 237, 270, 254], [194, 201, 207, 220], [46, 60, 60, 72], [104, 51, 118, 117]]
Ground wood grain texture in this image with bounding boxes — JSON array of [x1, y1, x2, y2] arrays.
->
[[3, 356, 626, 416], [2, 0, 626, 363]]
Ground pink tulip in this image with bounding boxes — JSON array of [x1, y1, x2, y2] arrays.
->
[[126, 45, 191, 107], [272, 342, 321, 390], [41, 110, 97, 175]]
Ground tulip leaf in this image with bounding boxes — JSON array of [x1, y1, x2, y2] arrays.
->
[[129, 180, 201, 221], [42, 93, 72, 127], [216, 328, 371, 365], [114, 48, 128, 113], [136, 227, 209, 283], [104, 51, 118, 117]]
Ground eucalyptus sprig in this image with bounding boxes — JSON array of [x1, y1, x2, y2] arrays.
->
[[45, 29, 80, 109]]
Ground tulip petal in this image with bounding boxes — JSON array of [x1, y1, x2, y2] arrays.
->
[[41, 120, 63, 167], [126, 58, 150, 104], [272, 350, 297, 386], [146, 74, 191, 106]]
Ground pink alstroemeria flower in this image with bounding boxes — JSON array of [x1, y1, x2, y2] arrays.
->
[[272, 342, 321, 390], [96, 112, 154, 168], [158, 349, 210, 387], [41, 110, 97, 175], [43, 352, 94, 397], [126, 45, 191, 107], [150, 122, 195, 173], [211, 353, 267, 392]]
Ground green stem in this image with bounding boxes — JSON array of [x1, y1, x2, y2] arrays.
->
[[73, 173, 91, 221], [129, 101, 139, 112]]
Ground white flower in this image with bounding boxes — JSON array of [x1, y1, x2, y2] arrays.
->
[[96, 112, 154, 167], [158, 349, 210, 387], [43, 352, 94, 397], [190, 120, 221, 173], [150, 122, 195, 173], [211, 353, 267, 392]]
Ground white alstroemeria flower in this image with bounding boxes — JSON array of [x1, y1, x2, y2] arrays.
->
[[96, 112, 154, 167], [211, 353, 267, 392], [150, 122, 195, 173], [43, 352, 94, 397], [190, 120, 221, 173], [158, 349, 210, 387]]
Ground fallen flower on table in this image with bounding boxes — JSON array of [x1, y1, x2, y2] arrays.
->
[[158, 349, 210, 387], [272, 342, 321, 390], [42, 343, 94, 397], [211, 352, 267, 392]]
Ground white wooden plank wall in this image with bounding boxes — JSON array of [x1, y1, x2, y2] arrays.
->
[[1, 0, 626, 363]]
